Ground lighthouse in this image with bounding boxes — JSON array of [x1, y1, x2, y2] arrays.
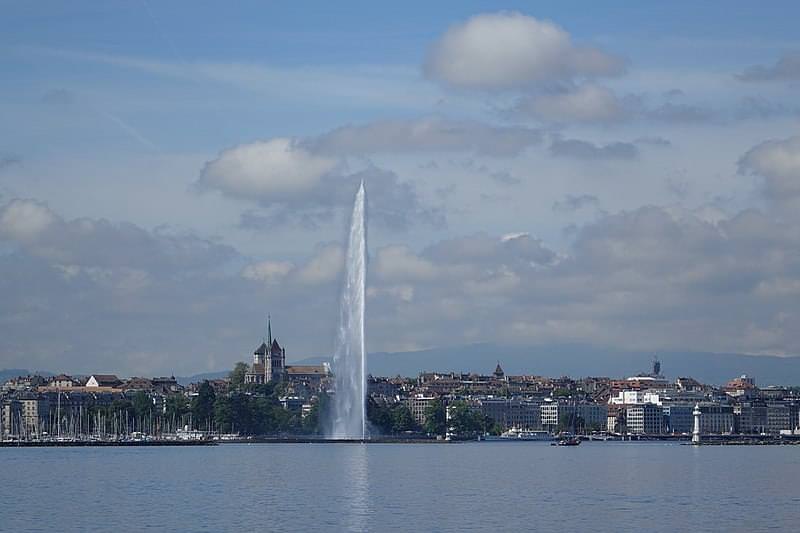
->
[[692, 403, 701, 445]]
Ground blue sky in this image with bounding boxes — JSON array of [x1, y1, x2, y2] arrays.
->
[[1, 2, 800, 375]]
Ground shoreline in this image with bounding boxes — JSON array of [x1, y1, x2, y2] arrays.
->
[[4, 434, 800, 447]]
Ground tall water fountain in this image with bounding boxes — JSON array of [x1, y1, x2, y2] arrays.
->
[[330, 180, 367, 440]]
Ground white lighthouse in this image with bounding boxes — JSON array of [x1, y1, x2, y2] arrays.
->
[[692, 403, 701, 445]]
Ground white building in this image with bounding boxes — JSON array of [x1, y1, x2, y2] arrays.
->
[[405, 394, 438, 426], [626, 403, 664, 434], [541, 401, 607, 432]]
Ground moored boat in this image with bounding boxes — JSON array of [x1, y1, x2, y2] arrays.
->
[[483, 427, 555, 441]]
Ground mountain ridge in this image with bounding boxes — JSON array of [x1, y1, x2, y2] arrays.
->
[[5, 344, 800, 387]]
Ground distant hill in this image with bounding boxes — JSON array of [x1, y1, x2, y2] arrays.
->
[[296, 343, 800, 386], [0, 369, 53, 384], [175, 371, 229, 386], [6, 343, 800, 387], [383, 344, 800, 386]]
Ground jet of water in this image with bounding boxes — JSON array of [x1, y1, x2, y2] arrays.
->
[[330, 180, 367, 440]]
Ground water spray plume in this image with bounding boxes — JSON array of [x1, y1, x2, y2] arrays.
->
[[330, 180, 367, 440]]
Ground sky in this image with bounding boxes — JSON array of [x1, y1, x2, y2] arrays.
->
[[1, 1, 800, 376]]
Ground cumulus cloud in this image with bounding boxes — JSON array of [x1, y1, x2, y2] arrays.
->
[[309, 116, 543, 157], [197, 138, 337, 200], [737, 52, 800, 82], [374, 245, 438, 282], [514, 84, 626, 123], [293, 243, 344, 285], [739, 135, 800, 210], [199, 141, 443, 230], [0, 199, 57, 241], [0, 199, 259, 375], [550, 138, 638, 160], [4, 192, 800, 374], [367, 205, 800, 356], [0, 199, 237, 273], [424, 12, 624, 90], [241, 260, 294, 283]]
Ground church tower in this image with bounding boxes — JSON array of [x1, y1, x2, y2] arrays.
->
[[265, 316, 286, 382]]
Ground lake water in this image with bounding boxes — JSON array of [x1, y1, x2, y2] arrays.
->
[[1, 442, 798, 532]]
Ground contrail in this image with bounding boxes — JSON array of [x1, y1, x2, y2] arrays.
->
[[141, 0, 185, 64], [100, 111, 159, 151]]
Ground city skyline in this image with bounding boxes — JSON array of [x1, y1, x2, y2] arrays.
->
[[2, 2, 800, 376]]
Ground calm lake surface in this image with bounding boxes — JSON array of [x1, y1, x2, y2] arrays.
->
[[1, 442, 798, 532]]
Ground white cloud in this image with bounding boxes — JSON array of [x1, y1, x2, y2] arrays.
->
[[0, 199, 57, 241], [198, 138, 337, 201], [201, 141, 443, 230], [424, 12, 624, 89], [294, 243, 344, 285], [739, 135, 800, 207], [550, 138, 638, 160], [374, 245, 438, 282], [242, 260, 294, 283], [4, 192, 800, 374], [516, 84, 625, 123]]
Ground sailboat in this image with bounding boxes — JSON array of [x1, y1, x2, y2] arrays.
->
[[552, 399, 581, 446]]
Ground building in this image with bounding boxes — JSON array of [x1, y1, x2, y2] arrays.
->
[[662, 404, 694, 434], [368, 376, 399, 400], [734, 403, 768, 434], [725, 375, 757, 399], [48, 375, 77, 389], [151, 377, 182, 395], [1, 392, 50, 439], [541, 400, 607, 432], [285, 364, 330, 389], [474, 397, 541, 430], [2, 375, 47, 393], [85, 375, 122, 388], [122, 377, 154, 392], [699, 404, 735, 434], [245, 317, 286, 385], [607, 405, 627, 434], [626, 403, 664, 434], [766, 403, 792, 434], [405, 394, 438, 426], [493, 363, 506, 381]]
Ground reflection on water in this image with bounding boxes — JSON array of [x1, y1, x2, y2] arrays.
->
[[340, 444, 370, 532]]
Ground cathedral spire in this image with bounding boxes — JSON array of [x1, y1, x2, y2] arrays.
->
[[264, 314, 271, 383]]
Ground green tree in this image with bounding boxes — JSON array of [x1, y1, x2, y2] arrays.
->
[[243, 381, 275, 397], [229, 362, 249, 389], [165, 394, 189, 421], [110, 398, 133, 414], [488, 420, 504, 436], [192, 381, 216, 429], [214, 396, 235, 433], [391, 405, 417, 433], [447, 401, 486, 439], [423, 399, 447, 436], [302, 392, 329, 435], [367, 397, 393, 434], [132, 391, 153, 420]]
